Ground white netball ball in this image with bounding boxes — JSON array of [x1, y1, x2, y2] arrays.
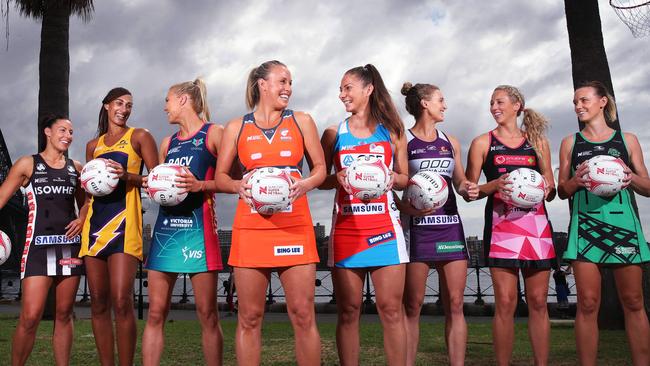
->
[[147, 164, 188, 206], [249, 167, 292, 215], [406, 171, 449, 210], [0, 230, 11, 266], [81, 158, 119, 197], [584, 155, 626, 197], [345, 156, 390, 201], [505, 168, 546, 208]]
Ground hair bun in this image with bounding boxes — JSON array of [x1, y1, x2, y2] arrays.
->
[[401, 82, 413, 96]]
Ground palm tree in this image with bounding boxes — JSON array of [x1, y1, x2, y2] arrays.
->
[[564, 0, 635, 330], [12, 0, 94, 151]]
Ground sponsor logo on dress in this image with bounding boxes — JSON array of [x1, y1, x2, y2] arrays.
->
[[251, 153, 262, 160], [490, 145, 506, 151], [439, 146, 452, 155], [615, 246, 638, 255], [280, 150, 292, 157], [36, 163, 46, 171], [341, 203, 385, 215], [436, 241, 465, 253], [182, 246, 203, 263], [67, 165, 76, 173], [274, 245, 304, 256], [493, 155, 536, 166], [247, 135, 263, 142], [167, 156, 193, 166], [340, 153, 384, 167], [163, 218, 193, 228], [594, 145, 605, 151], [577, 151, 592, 158], [279, 129, 292, 141], [34, 177, 48, 184], [35, 185, 75, 195], [369, 143, 384, 154], [59, 258, 83, 268], [167, 145, 182, 155], [413, 215, 460, 226], [366, 231, 394, 246], [34, 235, 81, 245]]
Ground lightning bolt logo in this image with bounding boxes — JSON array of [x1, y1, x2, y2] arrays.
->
[[88, 211, 126, 256]]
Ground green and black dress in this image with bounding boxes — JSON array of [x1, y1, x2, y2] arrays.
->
[[564, 130, 650, 264]]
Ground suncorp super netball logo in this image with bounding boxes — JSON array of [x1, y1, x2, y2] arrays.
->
[[259, 183, 283, 195], [355, 171, 380, 182]]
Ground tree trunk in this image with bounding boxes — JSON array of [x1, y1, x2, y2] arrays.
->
[[565, 0, 626, 330], [37, 2, 70, 152]]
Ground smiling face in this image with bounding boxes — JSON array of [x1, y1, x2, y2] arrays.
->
[[490, 89, 520, 125], [164, 90, 183, 124], [259, 65, 292, 109], [44, 119, 73, 152], [422, 89, 447, 123], [104, 94, 133, 127], [339, 73, 373, 114], [573, 86, 607, 123]]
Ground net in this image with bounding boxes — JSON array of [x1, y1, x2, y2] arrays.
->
[[610, 0, 650, 38]]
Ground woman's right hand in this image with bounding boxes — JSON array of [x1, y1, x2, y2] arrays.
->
[[141, 175, 149, 190], [239, 170, 254, 207], [403, 199, 435, 217], [337, 168, 352, 195], [572, 162, 590, 189], [496, 173, 513, 198]]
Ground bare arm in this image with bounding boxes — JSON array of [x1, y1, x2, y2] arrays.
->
[[0, 156, 33, 209], [557, 134, 588, 200], [391, 132, 409, 190], [448, 134, 478, 201], [290, 112, 326, 200], [465, 133, 500, 200], [539, 138, 556, 201], [214, 118, 246, 194], [624, 132, 650, 197], [66, 160, 87, 238], [318, 125, 342, 190]]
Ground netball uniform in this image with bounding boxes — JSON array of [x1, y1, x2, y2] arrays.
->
[[229, 110, 319, 268], [146, 124, 222, 273], [328, 120, 408, 268], [402, 129, 468, 262], [21, 155, 84, 279], [481, 131, 555, 268], [81, 128, 144, 260], [564, 131, 650, 264]]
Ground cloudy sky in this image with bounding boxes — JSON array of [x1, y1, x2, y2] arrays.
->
[[1, 0, 649, 239]]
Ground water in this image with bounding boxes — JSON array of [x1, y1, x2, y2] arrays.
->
[[0, 269, 576, 305]]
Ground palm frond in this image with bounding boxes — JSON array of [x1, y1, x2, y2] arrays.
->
[[12, 0, 94, 22]]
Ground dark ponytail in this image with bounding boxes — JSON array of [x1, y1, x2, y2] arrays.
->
[[345, 64, 404, 138], [97, 87, 131, 137]]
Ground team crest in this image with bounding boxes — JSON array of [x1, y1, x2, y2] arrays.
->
[[192, 138, 204, 147], [36, 163, 45, 171], [67, 165, 76, 173], [607, 148, 621, 158]]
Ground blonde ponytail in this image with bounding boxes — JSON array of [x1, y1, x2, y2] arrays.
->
[[170, 78, 211, 121]]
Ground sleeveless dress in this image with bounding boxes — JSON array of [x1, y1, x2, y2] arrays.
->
[[564, 131, 650, 264], [328, 120, 408, 268], [402, 129, 468, 262], [146, 123, 223, 273], [228, 110, 319, 268], [81, 127, 144, 260], [481, 131, 555, 269], [21, 154, 84, 279]]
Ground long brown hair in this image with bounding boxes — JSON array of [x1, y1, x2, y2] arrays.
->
[[245, 60, 286, 110], [576, 80, 617, 126], [97, 87, 131, 137], [345, 64, 404, 138], [494, 85, 548, 171], [170, 78, 211, 121]]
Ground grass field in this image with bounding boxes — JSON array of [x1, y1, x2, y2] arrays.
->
[[0, 314, 632, 365]]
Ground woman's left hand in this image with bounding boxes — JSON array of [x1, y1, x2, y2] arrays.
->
[[176, 167, 203, 193], [385, 171, 395, 192], [65, 218, 83, 239], [289, 175, 311, 202], [622, 163, 633, 189]]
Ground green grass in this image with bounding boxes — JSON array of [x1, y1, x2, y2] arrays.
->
[[0, 314, 632, 365]]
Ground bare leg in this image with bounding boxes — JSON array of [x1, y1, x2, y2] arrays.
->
[[490, 267, 518, 366], [108, 254, 138, 366], [142, 271, 176, 366], [11, 276, 53, 366], [233, 267, 270, 366], [613, 265, 650, 366], [279, 264, 321, 365], [332, 267, 365, 366], [403, 262, 429, 366], [84, 256, 115, 366], [522, 268, 550, 366], [573, 261, 600, 366], [191, 272, 223, 366], [437, 260, 467, 366], [52, 276, 81, 366], [371, 264, 407, 366]]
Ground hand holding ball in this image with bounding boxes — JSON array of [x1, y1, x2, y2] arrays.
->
[[406, 171, 449, 210], [249, 167, 293, 215], [583, 155, 627, 197], [0, 230, 11, 266], [345, 156, 391, 201], [81, 158, 119, 196], [504, 168, 546, 208], [147, 164, 188, 206]]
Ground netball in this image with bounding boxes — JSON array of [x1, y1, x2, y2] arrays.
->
[[249, 167, 292, 215], [407, 171, 449, 210], [506, 168, 546, 208], [0, 230, 11, 266], [345, 155, 391, 201], [147, 163, 188, 206], [80, 158, 119, 197], [584, 155, 627, 197]]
